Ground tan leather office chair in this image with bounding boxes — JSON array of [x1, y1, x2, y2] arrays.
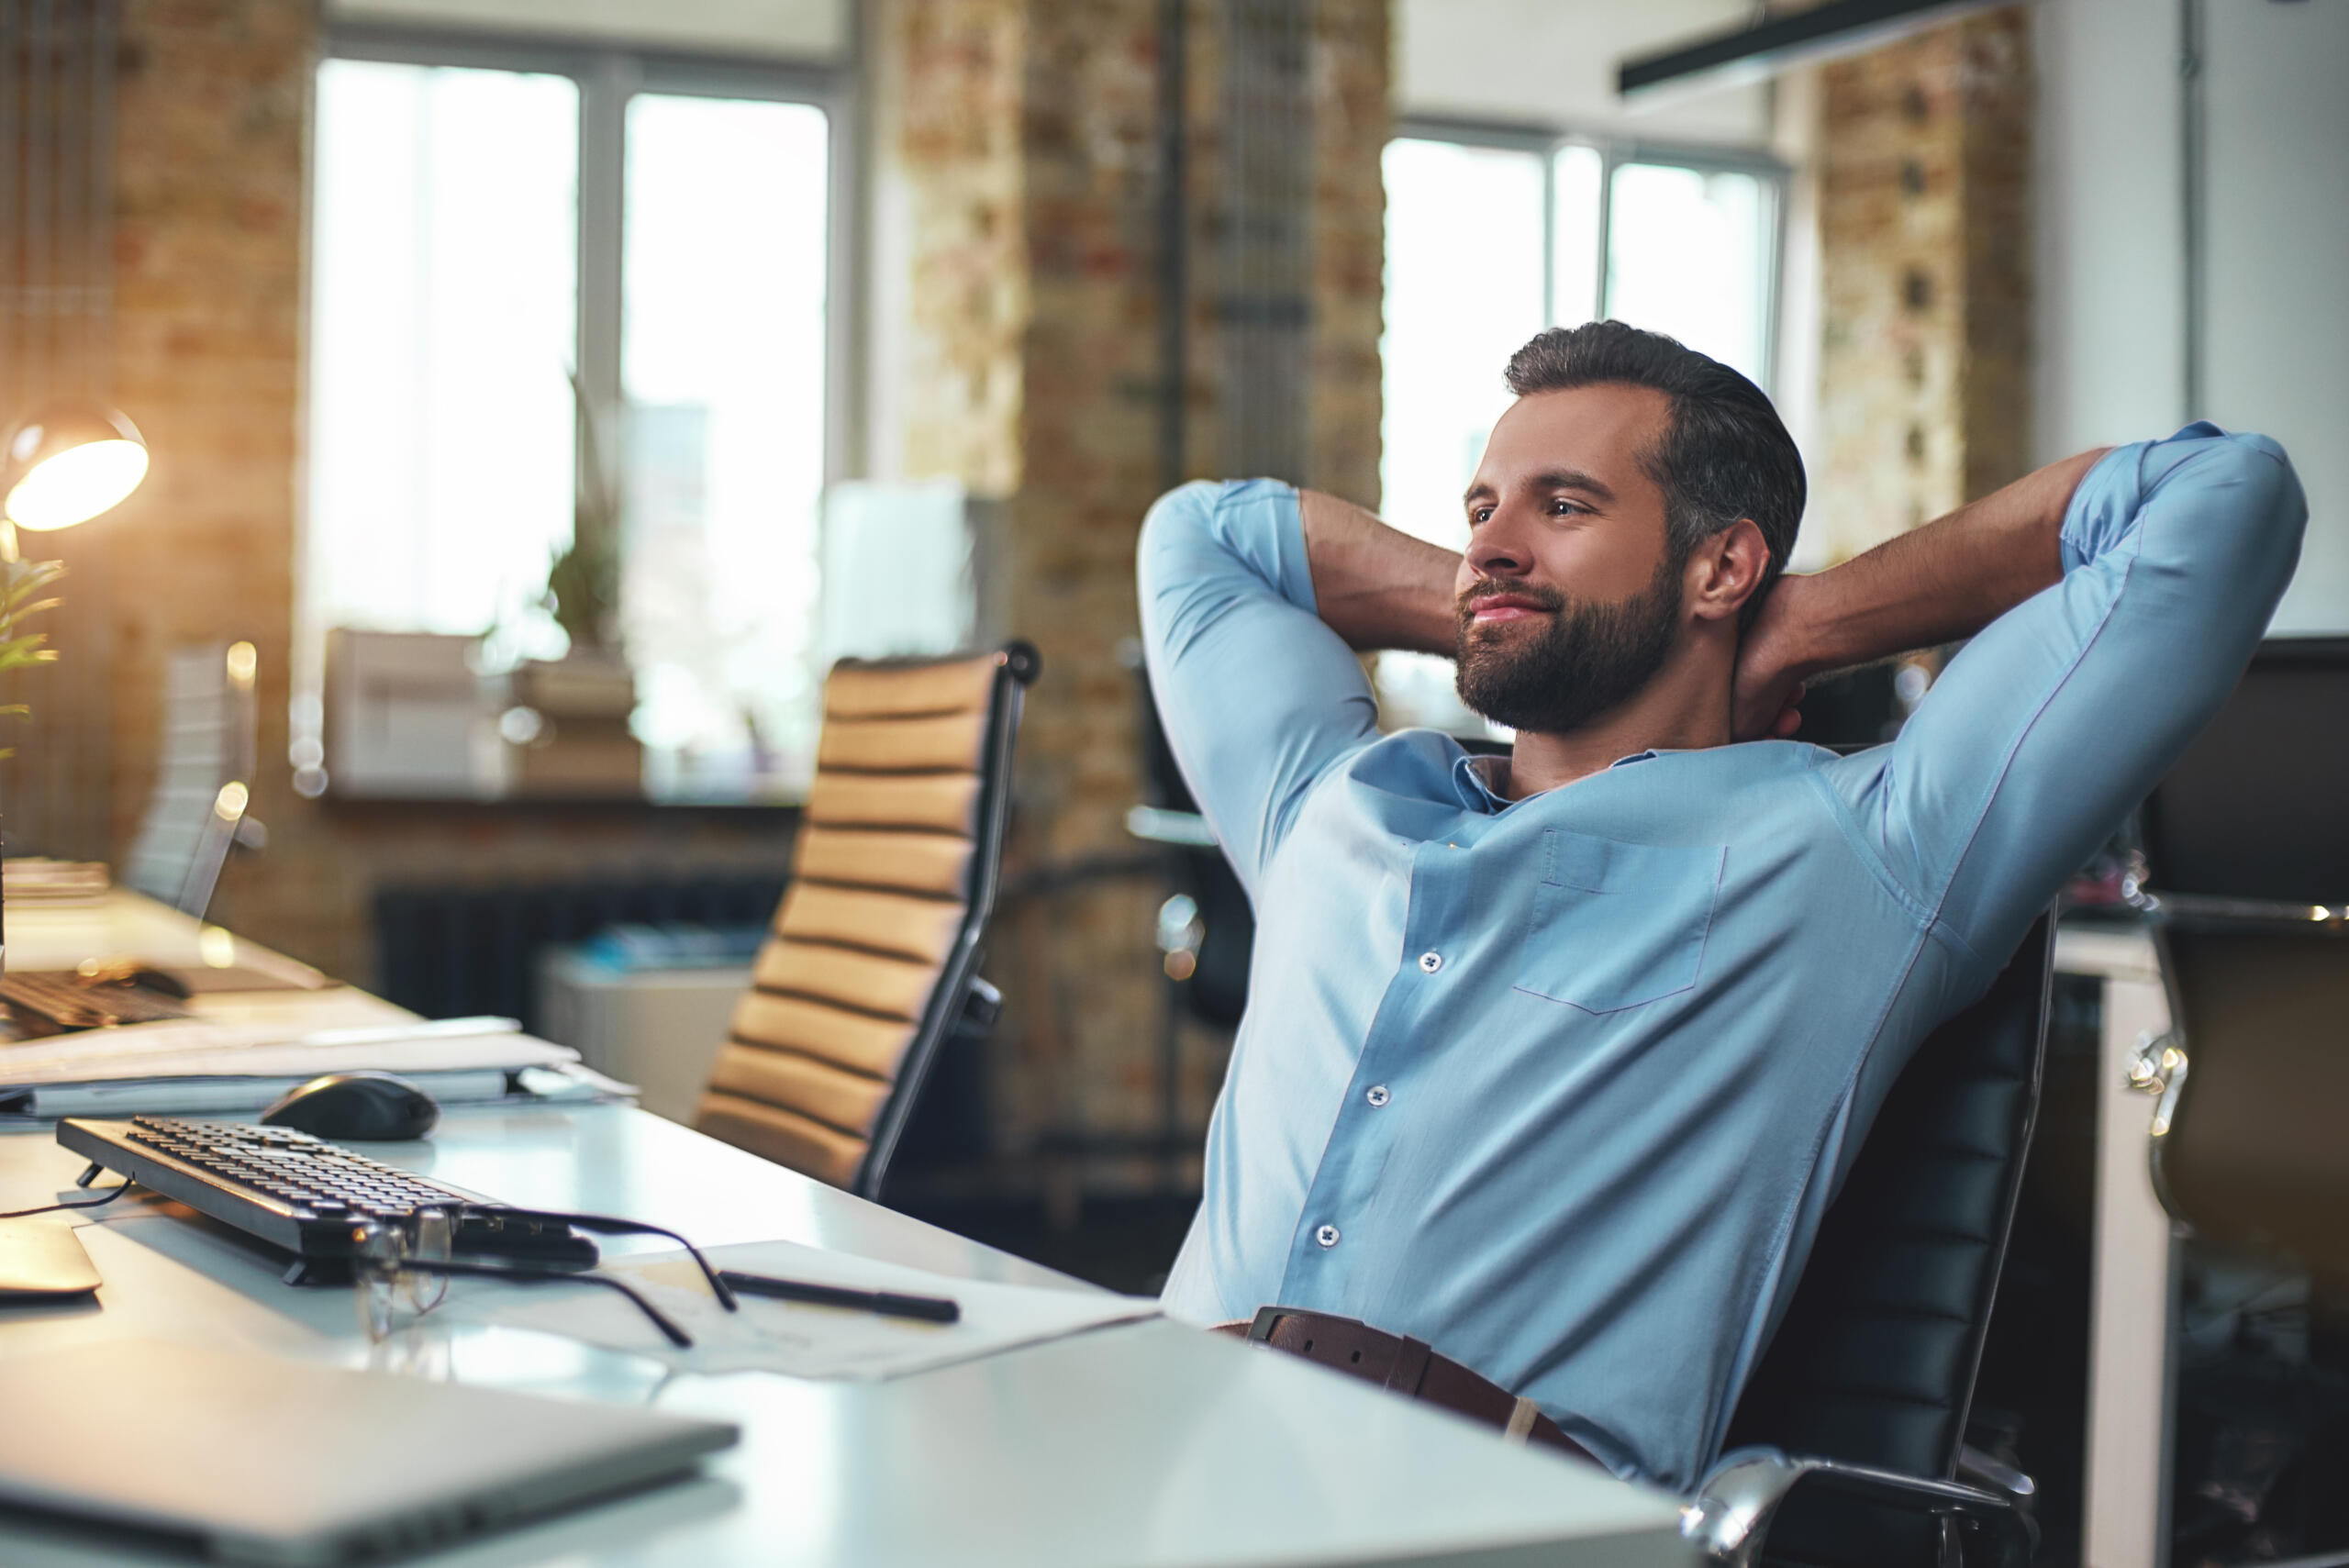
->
[[695, 642, 1038, 1198], [2129, 637, 2349, 1288]]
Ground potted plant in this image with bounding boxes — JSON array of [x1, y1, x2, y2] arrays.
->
[[0, 552, 67, 962], [498, 375, 641, 796]]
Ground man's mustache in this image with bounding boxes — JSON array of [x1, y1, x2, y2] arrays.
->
[[1458, 576, 1566, 616]]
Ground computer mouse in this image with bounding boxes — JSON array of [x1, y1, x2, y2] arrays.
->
[[259, 1071, 440, 1141], [123, 965, 194, 999]]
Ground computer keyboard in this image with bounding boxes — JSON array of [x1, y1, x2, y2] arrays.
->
[[56, 1116, 599, 1279]]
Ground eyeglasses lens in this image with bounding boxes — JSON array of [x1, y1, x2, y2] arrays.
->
[[354, 1209, 453, 1341]]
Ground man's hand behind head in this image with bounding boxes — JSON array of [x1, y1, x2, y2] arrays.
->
[[1731, 570, 1814, 741]]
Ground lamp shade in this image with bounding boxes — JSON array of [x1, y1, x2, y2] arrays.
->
[[3, 405, 150, 531]]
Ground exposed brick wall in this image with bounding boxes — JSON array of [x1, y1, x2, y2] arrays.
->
[[100, 0, 309, 940], [880, 0, 1029, 495], [1306, 0, 1387, 511], [1811, 6, 2032, 563], [871, 0, 1389, 1156], [1954, 12, 2032, 505]]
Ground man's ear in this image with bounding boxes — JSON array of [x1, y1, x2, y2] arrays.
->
[[1688, 518, 1771, 624]]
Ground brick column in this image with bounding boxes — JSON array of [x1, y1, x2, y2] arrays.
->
[[1811, 6, 2032, 562], [869, 0, 1388, 1162]]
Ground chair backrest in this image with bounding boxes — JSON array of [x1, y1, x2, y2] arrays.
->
[[1725, 913, 2054, 1482], [2138, 637, 2349, 1285], [121, 641, 259, 917], [2139, 636, 2349, 902], [695, 642, 1037, 1198]]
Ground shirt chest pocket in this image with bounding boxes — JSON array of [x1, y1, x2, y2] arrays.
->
[[1512, 828, 1727, 1013]]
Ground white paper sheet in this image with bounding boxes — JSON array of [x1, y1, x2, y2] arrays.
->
[[434, 1238, 1160, 1380]]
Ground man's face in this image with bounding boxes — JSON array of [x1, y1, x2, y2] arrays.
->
[[1453, 384, 1687, 735]]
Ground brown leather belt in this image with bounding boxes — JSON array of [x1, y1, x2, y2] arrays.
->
[[1216, 1307, 1598, 1465]]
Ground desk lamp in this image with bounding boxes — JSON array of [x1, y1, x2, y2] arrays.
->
[[1, 405, 150, 555]]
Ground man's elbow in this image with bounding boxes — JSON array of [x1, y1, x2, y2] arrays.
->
[[1138, 480, 1226, 588], [2206, 432, 2310, 582], [2222, 432, 2307, 534]]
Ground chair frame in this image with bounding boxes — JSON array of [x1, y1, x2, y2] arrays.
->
[[2118, 884, 2349, 1229], [1687, 914, 2055, 1568], [844, 639, 1039, 1200]]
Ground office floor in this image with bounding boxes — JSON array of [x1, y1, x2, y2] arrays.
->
[[2169, 1251, 2349, 1568]]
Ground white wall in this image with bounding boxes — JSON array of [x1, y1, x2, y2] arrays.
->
[[2034, 0, 2349, 632], [2200, 0, 2349, 634], [1395, 0, 1773, 148]]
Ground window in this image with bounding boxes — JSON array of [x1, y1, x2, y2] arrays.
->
[[1377, 128, 1782, 731], [305, 39, 842, 800], [307, 61, 580, 643], [620, 94, 830, 796]]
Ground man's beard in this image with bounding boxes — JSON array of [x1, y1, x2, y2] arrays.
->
[[1453, 553, 1684, 735]]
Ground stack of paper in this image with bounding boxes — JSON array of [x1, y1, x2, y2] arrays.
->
[[0, 1016, 633, 1119]]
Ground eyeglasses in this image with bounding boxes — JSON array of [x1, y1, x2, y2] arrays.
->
[[351, 1205, 740, 1349]]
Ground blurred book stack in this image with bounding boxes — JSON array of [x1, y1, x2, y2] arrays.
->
[[506, 654, 643, 796]]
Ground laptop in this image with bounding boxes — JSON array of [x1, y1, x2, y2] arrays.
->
[[0, 1339, 738, 1565]]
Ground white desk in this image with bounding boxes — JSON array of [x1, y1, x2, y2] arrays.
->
[[2055, 924, 2177, 1568], [0, 898, 1694, 1568]]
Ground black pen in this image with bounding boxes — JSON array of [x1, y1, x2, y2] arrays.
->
[[718, 1269, 961, 1324]]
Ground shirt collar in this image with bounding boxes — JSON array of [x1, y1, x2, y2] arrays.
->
[[1449, 747, 1659, 812]]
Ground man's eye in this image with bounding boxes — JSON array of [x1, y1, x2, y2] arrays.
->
[[1550, 498, 1586, 516], [1469, 506, 1493, 526]]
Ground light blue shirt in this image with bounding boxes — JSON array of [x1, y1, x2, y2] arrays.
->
[[1141, 426, 2304, 1489]]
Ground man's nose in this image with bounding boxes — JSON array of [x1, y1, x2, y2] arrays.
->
[[1464, 513, 1532, 580]]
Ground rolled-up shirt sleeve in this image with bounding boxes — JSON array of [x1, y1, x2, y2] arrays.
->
[[1138, 480, 1382, 895], [1832, 424, 2308, 971]]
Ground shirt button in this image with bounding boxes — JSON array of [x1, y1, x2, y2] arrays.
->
[[1314, 1224, 1341, 1249], [1418, 951, 1442, 973], [1365, 1084, 1390, 1107]]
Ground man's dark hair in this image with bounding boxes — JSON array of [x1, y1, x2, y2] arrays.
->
[[1503, 320, 1805, 626]]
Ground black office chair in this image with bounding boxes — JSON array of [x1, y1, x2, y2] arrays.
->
[[1127, 665, 1254, 1032], [1687, 913, 2054, 1568], [2128, 637, 2349, 1288]]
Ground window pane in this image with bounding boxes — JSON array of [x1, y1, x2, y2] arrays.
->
[[1604, 162, 1774, 388], [622, 94, 829, 799], [1379, 138, 1546, 550], [1550, 143, 1603, 328], [307, 61, 580, 639], [1378, 138, 1545, 733]]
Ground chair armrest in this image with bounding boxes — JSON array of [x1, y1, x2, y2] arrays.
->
[[953, 975, 1002, 1040], [1683, 1447, 2037, 1568], [1956, 1442, 2035, 1506]]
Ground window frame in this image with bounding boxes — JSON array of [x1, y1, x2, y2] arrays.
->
[[319, 22, 859, 491], [1389, 115, 1789, 395]]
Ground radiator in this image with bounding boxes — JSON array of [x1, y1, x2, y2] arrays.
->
[[373, 875, 787, 1034]]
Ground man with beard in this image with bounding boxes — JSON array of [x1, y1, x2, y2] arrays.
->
[[1136, 319, 2306, 1489]]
